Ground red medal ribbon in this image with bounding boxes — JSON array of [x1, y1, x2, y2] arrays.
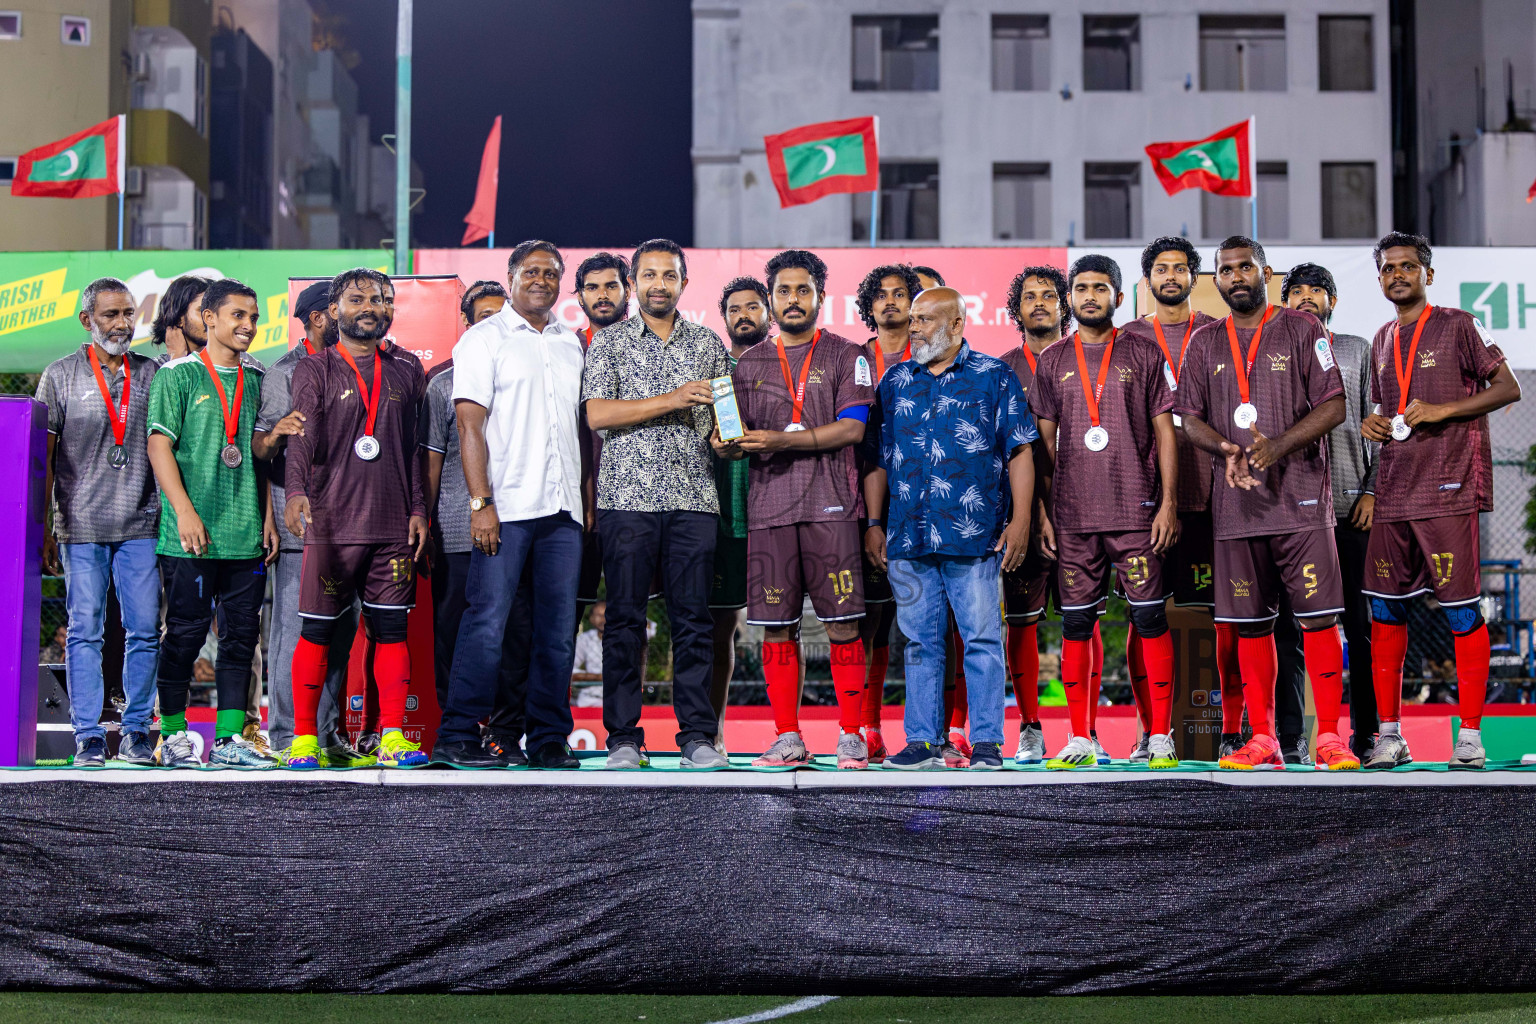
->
[[197, 348, 244, 449], [775, 329, 821, 428], [1071, 328, 1117, 428], [1392, 305, 1434, 416], [872, 338, 910, 381], [337, 345, 384, 440], [86, 345, 130, 447], [1021, 344, 1038, 374], [301, 336, 318, 356], [1224, 304, 1275, 408], [1150, 316, 1195, 386]]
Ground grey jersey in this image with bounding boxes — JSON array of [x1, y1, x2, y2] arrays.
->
[[421, 365, 471, 553], [255, 344, 310, 551], [1326, 332, 1378, 516], [37, 346, 161, 544]]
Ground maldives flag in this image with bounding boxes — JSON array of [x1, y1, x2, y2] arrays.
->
[[764, 116, 878, 208], [10, 115, 125, 198], [1145, 118, 1253, 198]]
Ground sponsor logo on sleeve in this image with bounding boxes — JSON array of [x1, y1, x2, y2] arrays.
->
[[1314, 338, 1335, 371], [854, 355, 872, 387]]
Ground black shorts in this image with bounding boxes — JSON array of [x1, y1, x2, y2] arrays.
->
[[710, 534, 748, 610], [747, 521, 865, 627], [1003, 544, 1054, 622], [1170, 510, 1216, 608], [299, 542, 416, 620]]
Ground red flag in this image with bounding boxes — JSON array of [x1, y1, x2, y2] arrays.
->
[[460, 116, 501, 245], [10, 115, 124, 199], [764, 116, 879, 208], [1527, 176, 1536, 203], [1144, 119, 1253, 198]]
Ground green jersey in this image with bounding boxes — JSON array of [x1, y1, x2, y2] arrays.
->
[[146, 352, 266, 560], [715, 355, 750, 539]]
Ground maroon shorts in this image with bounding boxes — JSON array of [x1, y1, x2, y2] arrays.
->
[[1169, 511, 1216, 608], [1213, 528, 1344, 623], [747, 521, 865, 627], [1003, 543, 1054, 622], [299, 542, 416, 620], [1363, 512, 1481, 607], [1056, 530, 1166, 611]]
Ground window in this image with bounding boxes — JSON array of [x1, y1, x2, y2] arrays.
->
[[1321, 162, 1376, 238], [853, 162, 940, 241], [992, 15, 1049, 91], [1201, 162, 1289, 240], [1083, 16, 1139, 91], [0, 12, 20, 39], [0, 157, 15, 187], [1083, 162, 1140, 240], [993, 163, 1051, 240], [1199, 15, 1286, 91], [1319, 15, 1373, 91], [852, 15, 939, 91]]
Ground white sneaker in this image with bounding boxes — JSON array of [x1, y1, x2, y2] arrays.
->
[[1449, 729, 1486, 770], [1046, 735, 1096, 770], [1013, 722, 1045, 764], [752, 731, 810, 767]]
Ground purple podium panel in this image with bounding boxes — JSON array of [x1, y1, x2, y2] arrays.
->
[[0, 397, 46, 766]]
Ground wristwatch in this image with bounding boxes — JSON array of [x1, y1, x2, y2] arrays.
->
[[469, 496, 495, 512]]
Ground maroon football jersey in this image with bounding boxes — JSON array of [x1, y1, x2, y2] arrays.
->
[[862, 336, 912, 385], [286, 344, 428, 544], [1121, 312, 1218, 514], [1028, 330, 1175, 533], [734, 330, 874, 529], [1001, 340, 1058, 502], [1369, 306, 1505, 524], [1176, 306, 1343, 541]]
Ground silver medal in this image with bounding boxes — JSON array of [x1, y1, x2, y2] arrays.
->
[[220, 443, 243, 468], [354, 434, 381, 461], [783, 423, 807, 433], [1390, 414, 1411, 442], [108, 444, 127, 469], [1084, 426, 1109, 452], [1233, 402, 1258, 429]]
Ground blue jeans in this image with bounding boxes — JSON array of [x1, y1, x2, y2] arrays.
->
[[436, 514, 579, 752], [890, 553, 1006, 745], [61, 539, 160, 741]]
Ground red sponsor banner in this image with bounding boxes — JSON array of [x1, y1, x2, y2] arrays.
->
[[414, 248, 1068, 359], [287, 274, 465, 372]]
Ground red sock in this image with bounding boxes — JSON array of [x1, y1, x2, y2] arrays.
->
[[1454, 624, 1491, 730], [762, 641, 801, 734], [1125, 624, 1151, 732], [1236, 634, 1278, 740], [372, 640, 411, 732], [1371, 621, 1408, 723], [1141, 631, 1175, 736], [1089, 622, 1103, 730], [290, 637, 328, 738], [830, 639, 867, 734], [1215, 622, 1245, 733], [1007, 622, 1040, 722], [1302, 625, 1345, 736], [946, 627, 968, 731], [862, 645, 888, 729], [1062, 637, 1092, 738]]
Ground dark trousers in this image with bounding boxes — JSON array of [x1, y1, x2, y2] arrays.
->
[[1336, 521, 1378, 751], [1275, 592, 1306, 740], [157, 555, 266, 717], [431, 548, 528, 742], [598, 509, 719, 750], [436, 514, 577, 752]]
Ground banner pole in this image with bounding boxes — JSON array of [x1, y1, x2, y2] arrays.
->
[[869, 190, 878, 247], [393, 0, 413, 277], [117, 193, 124, 251], [488, 230, 493, 249], [1248, 116, 1258, 241], [117, 112, 126, 250]]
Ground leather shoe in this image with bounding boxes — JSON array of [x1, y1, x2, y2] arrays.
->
[[528, 741, 580, 770], [431, 740, 507, 768]]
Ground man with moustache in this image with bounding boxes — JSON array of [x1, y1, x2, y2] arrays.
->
[[39, 279, 161, 766], [283, 269, 430, 769], [1361, 232, 1521, 770], [998, 265, 1076, 764], [434, 241, 585, 770], [864, 288, 1036, 770], [852, 263, 920, 761], [150, 275, 210, 365], [1282, 262, 1380, 760], [1119, 237, 1230, 759], [146, 278, 280, 767], [1177, 237, 1356, 771], [253, 281, 373, 766], [719, 252, 873, 768], [583, 239, 730, 769], [709, 276, 771, 753]]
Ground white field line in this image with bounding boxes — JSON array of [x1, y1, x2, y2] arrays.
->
[[702, 996, 840, 1024]]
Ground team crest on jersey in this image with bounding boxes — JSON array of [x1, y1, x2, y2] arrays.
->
[[808, 367, 825, 385], [321, 575, 344, 596], [194, 394, 210, 406], [1230, 578, 1252, 598], [1213, 363, 1225, 376], [1061, 370, 1076, 382], [1116, 364, 1134, 382], [854, 355, 872, 387], [1418, 350, 1436, 369], [339, 388, 354, 400], [762, 585, 785, 605], [1267, 354, 1290, 372], [1314, 338, 1335, 371], [1374, 558, 1393, 579]]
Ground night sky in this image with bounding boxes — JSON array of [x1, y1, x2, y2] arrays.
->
[[332, 0, 694, 249]]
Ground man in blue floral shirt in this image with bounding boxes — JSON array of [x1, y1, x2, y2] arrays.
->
[[863, 288, 1038, 769]]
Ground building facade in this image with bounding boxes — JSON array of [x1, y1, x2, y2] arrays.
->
[[693, 0, 1393, 249]]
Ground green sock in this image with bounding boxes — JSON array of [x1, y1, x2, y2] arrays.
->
[[215, 709, 245, 741], [160, 712, 186, 736]]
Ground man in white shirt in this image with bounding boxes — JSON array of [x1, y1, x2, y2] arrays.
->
[[432, 240, 585, 770]]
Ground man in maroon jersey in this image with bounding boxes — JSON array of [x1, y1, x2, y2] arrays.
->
[[1119, 236, 1233, 759], [718, 249, 874, 768], [998, 264, 1076, 764], [1030, 255, 1181, 769], [1177, 236, 1357, 771], [283, 268, 430, 768], [853, 263, 921, 763], [1361, 232, 1521, 770]]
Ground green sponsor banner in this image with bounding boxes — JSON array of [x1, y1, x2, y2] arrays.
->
[[0, 250, 387, 374]]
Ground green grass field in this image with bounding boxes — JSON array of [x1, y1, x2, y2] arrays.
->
[[1, 994, 1534, 1024]]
